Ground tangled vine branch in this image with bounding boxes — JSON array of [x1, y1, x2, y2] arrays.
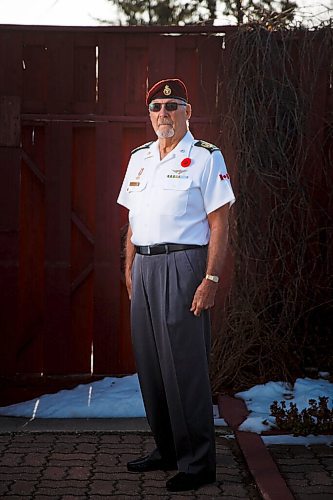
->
[[210, 25, 333, 393]]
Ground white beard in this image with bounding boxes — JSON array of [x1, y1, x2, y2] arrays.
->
[[156, 126, 175, 139]]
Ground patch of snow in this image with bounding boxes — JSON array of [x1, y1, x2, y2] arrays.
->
[[263, 434, 333, 446], [0, 375, 146, 419], [235, 377, 333, 445], [0, 375, 227, 426]]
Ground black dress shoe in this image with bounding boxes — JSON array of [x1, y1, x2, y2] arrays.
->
[[127, 454, 177, 472], [166, 470, 216, 491]]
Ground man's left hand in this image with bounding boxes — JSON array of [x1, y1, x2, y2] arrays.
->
[[190, 279, 218, 317]]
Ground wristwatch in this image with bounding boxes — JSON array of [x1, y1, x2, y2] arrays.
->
[[205, 273, 219, 283]]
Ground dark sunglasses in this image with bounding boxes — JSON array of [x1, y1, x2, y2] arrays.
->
[[149, 102, 187, 112]]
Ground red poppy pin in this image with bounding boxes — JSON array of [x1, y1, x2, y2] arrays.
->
[[181, 157, 191, 168]]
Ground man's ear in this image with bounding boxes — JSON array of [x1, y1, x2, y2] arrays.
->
[[185, 103, 192, 120]]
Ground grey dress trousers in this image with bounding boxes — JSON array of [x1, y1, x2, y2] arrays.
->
[[130, 246, 216, 474]]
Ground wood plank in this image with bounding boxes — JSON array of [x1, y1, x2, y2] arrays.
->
[[70, 126, 95, 373], [197, 35, 222, 117], [125, 35, 148, 116], [16, 127, 46, 375], [0, 31, 22, 96], [0, 96, 21, 148], [175, 35, 199, 107], [0, 147, 21, 375], [22, 32, 48, 113], [47, 32, 74, 114], [44, 122, 72, 374], [17, 128, 46, 374], [97, 33, 125, 116], [148, 33, 176, 85], [219, 32, 238, 180], [70, 271, 94, 374], [73, 33, 97, 114], [94, 123, 123, 374], [118, 125, 148, 373]]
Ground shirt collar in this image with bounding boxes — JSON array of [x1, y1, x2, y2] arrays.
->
[[146, 130, 194, 162], [173, 131, 194, 157]]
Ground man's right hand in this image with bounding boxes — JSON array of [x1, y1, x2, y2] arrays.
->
[[125, 268, 132, 300], [125, 225, 135, 301]]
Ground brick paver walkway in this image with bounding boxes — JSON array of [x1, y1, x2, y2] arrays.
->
[[269, 444, 333, 500], [0, 432, 260, 499]]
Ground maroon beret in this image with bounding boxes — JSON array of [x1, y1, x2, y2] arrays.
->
[[146, 78, 188, 105]]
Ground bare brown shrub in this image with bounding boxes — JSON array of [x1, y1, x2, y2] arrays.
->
[[210, 25, 333, 393]]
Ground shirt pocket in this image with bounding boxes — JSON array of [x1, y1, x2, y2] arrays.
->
[[158, 177, 192, 216], [126, 178, 148, 215]]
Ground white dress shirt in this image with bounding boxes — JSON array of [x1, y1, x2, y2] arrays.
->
[[117, 131, 235, 246]]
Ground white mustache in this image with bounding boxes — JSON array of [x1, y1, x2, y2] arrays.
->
[[158, 120, 173, 126]]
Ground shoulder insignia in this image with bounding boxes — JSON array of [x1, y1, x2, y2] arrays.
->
[[131, 141, 154, 155], [194, 140, 220, 153]]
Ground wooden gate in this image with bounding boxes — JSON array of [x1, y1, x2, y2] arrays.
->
[[0, 25, 236, 381]]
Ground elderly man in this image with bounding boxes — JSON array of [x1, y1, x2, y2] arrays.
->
[[117, 78, 235, 492]]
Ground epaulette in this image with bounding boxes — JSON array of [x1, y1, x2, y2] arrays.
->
[[131, 141, 154, 155], [194, 140, 220, 153]]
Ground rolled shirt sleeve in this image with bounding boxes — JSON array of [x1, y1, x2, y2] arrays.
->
[[117, 158, 134, 210], [201, 150, 235, 214]]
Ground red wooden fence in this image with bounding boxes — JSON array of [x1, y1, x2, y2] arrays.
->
[[0, 25, 237, 380]]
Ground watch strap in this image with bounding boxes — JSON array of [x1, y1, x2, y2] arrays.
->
[[205, 273, 219, 283]]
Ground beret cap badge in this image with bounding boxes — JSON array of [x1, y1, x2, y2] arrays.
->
[[163, 84, 172, 96], [146, 78, 188, 105]]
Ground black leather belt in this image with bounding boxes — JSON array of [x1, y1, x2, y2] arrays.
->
[[135, 244, 205, 255]]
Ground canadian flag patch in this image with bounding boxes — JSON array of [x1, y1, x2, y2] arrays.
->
[[219, 173, 230, 181]]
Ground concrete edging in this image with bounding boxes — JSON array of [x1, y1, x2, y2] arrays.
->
[[218, 394, 294, 500]]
